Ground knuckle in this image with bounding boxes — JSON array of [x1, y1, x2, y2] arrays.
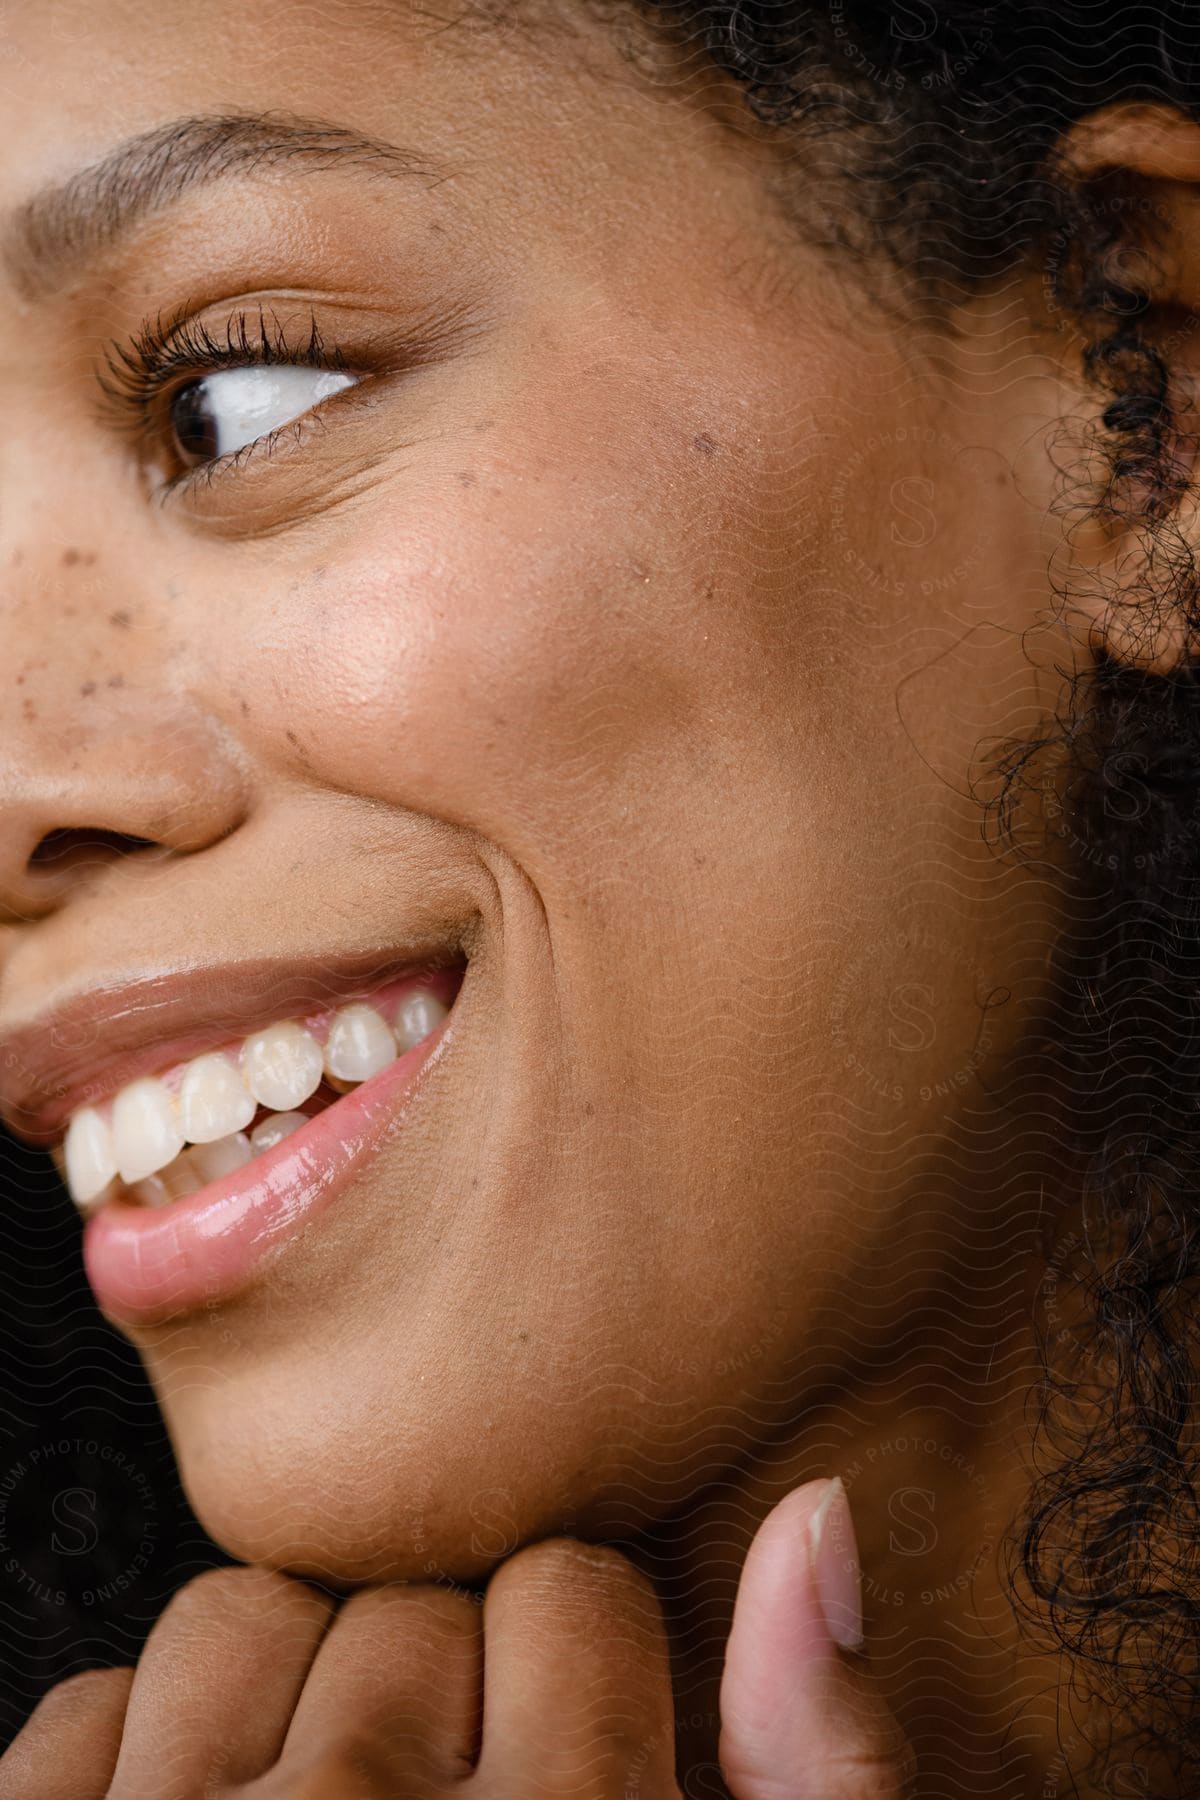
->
[[502, 1535, 654, 1601], [35, 1664, 133, 1715], [0, 1668, 132, 1800], [246, 1737, 395, 1798], [159, 1563, 305, 1630], [722, 1704, 918, 1800], [332, 1579, 483, 1666], [337, 1578, 477, 1633], [828, 1738, 921, 1800], [489, 1537, 669, 1669], [491, 1769, 676, 1800]]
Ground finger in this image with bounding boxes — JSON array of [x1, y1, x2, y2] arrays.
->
[[272, 1582, 482, 1789], [237, 1740, 402, 1799], [0, 1667, 133, 1800], [475, 1538, 678, 1799], [108, 1565, 335, 1798], [720, 1478, 917, 1800]]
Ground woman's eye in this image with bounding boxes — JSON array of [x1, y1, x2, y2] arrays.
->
[[168, 364, 358, 466]]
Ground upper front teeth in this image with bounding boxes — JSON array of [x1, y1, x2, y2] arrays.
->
[[64, 1107, 118, 1208], [59, 989, 449, 1213], [112, 1078, 184, 1185], [324, 1004, 396, 1083], [242, 1022, 325, 1112], [180, 1054, 256, 1143]]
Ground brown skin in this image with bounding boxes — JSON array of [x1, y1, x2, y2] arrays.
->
[[2, 0, 1197, 1792], [0, 1516, 917, 1797]]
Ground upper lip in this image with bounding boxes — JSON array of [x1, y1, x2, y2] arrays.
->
[[0, 944, 465, 1148]]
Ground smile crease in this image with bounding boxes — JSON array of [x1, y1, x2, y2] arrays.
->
[[58, 978, 449, 1215]]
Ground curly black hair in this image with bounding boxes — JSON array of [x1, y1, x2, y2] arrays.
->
[[601, 2, 1200, 1789]]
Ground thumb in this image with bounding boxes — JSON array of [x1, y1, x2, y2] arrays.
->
[[718, 1476, 917, 1800]]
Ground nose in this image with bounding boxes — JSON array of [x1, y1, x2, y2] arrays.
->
[[0, 598, 248, 927]]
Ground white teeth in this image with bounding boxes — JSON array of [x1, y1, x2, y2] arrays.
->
[[249, 1111, 309, 1155], [324, 1004, 395, 1084], [190, 1132, 253, 1183], [130, 1152, 204, 1207], [111, 1078, 185, 1185], [241, 1022, 324, 1112], [179, 1054, 256, 1144], [60, 976, 456, 1213], [395, 989, 448, 1052], [161, 1153, 205, 1200], [122, 1136, 250, 1210], [63, 1107, 117, 1209], [127, 1175, 176, 1208]]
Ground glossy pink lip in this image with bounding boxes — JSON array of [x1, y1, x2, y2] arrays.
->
[[0, 944, 463, 1147], [82, 966, 463, 1327]]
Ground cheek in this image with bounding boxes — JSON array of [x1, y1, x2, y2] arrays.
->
[[209, 317, 816, 877], [230, 490, 704, 864]]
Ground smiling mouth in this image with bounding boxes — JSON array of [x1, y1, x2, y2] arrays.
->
[[55, 964, 466, 1215]]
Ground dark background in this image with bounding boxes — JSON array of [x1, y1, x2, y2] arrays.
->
[[0, 1125, 230, 1749]]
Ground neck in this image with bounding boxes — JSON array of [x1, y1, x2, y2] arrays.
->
[[629, 1073, 1087, 1798]]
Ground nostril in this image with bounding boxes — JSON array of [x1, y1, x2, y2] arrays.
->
[[28, 828, 159, 873]]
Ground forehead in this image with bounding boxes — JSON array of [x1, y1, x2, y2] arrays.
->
[[0, 0, 648, 216], [0, 0, 655, 342], [0, 0, 791, 346]]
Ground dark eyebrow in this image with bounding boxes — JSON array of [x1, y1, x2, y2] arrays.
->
[[3, 111, 451, 300]]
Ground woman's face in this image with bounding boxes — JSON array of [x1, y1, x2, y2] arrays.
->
[[0, 0, 1066, 1578]]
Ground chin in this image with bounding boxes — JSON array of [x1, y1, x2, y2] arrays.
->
[[150, 1315, 750, 1587], [150, 1331, 592, 1589], [166, 1395, 529, 1587]]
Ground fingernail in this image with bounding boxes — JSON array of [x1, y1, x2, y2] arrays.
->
[[808, 1475, 864, 1651]]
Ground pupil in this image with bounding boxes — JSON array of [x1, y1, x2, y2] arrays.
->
[[170, 380, 220, 462]]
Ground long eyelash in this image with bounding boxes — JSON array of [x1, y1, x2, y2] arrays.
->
[[96, 303, 349, 441]]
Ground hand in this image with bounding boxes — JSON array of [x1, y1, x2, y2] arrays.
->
[[0, 1477, 916, 1798]]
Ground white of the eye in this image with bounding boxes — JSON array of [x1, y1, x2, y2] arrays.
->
[[198, 365, 357, 458]]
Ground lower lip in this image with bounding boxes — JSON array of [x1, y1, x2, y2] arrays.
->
[[82, 969, 463, 1327]]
